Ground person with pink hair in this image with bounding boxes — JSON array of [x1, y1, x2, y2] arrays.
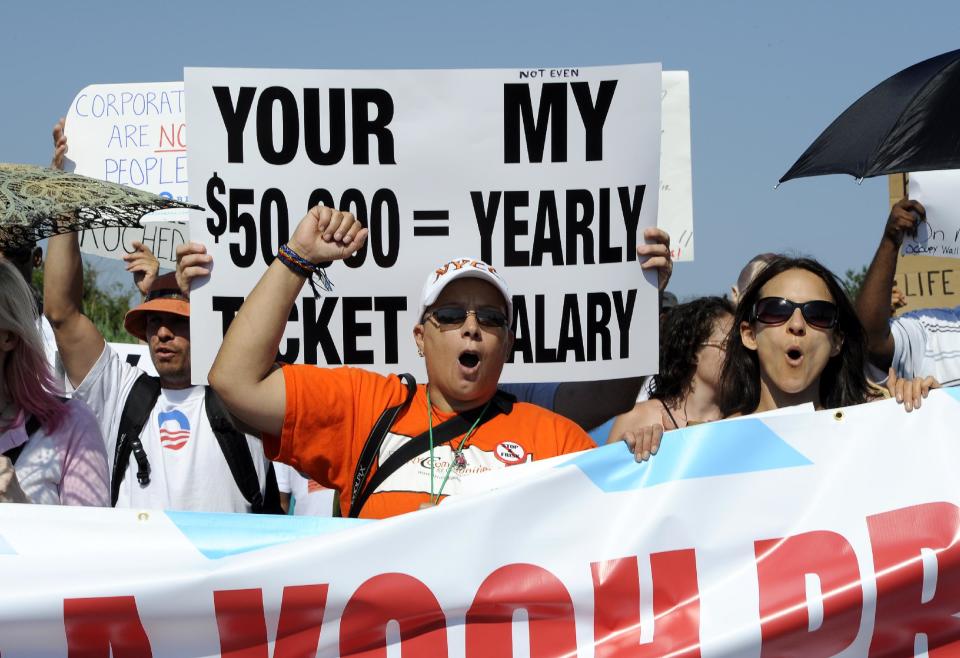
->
[[0, 259, 109, 505]]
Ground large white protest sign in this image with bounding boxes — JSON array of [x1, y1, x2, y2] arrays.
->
[[902, 169, 960, 259], [4, 392, 960, 656], [660, 71, 694, 261], [186, 64, 662, 384], [64, 82, 190, 269]]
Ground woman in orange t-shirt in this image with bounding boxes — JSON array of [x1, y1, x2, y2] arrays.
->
[[207, 207, 632, 519]]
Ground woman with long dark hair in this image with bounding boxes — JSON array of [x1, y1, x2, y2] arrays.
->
[[0, 259, 109, 505], [719, 255, 935, 416], [608, 297, 733, 454]]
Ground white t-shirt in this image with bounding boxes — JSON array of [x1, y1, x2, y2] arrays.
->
[[38, 316, 65, 384], [274, 462, 334, 517], [890, 307, 960, 386], [72, 343, 269, 512]]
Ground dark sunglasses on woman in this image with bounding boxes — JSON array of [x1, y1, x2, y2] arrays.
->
[[424, 306, 510, 329], [751, 297, 839, 329]]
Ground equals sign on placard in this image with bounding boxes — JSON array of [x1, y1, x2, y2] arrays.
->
[[413, 210, 449, 237]]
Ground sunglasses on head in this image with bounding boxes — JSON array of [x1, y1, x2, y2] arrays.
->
[[424, 306, 510, 330], [752, 297, 839, 329]]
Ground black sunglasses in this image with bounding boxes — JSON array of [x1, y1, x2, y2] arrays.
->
[[752, 297, 839, 330], [425, 306, 510, 329]]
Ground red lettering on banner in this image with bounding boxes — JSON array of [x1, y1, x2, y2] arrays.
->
[[755, 531, 863, 657], [465, 563, 577, 657], [340, 573, 447, 657], [592, 550, 701, 657], [63, 595, 152, 658], [213, 585, 328, 657], [867, 502, 960, 656]]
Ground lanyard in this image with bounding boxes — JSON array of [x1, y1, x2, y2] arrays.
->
[[427, 389, 490, 504]]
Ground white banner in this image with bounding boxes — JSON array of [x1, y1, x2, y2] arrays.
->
[[903, 169, 960, 259], [3, 391, 960, 656], [185, 64, 662, 384], [64, 82, 190, 269]]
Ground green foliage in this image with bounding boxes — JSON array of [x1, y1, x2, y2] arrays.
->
[[841, 265, 868, 303], [33, 264, 137, 344]]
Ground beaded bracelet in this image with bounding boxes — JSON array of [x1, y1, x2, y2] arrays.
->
[[276, 243, 334, 297]]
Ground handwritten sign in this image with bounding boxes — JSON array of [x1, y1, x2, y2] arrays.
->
[[186, 64, 663, 384], [902, 170, 960, 259], [889, 172, 960, 314], [64, 82, 190, 269], [660, 71, 694, 261]]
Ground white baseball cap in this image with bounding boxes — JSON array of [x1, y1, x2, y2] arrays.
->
[[417, 258, 513, 323]]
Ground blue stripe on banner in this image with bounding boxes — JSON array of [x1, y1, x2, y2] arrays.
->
[[167, 511, 369, 560], [566, 418, 812, 492], [944, 388, 960, 404], [0, 534, 16, 555]]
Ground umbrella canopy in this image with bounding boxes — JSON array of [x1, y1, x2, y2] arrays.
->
[[779, 49, 960, 184], [0, 163, 201, 249]]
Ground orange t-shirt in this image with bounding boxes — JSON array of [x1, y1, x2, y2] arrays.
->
[[262, 365, 596, 519]]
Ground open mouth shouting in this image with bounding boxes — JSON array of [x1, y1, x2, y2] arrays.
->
[[458, 350, 481, 376], [786, 346, 803, 367]]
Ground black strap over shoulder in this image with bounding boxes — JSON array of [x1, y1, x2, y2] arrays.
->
[[345, 373, 417, 517], [205, 386, 282, 514], [3, 401, 66, 466], [111, 377, 280, 514], [348, 389, 515, 518], [112, 374, 162, 506]]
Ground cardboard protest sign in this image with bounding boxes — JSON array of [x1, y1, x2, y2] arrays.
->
[[660, 71, 694, 261], [890, 172, 960, 314], [186, 64, 662, 383], [64, 82, 190, 269]]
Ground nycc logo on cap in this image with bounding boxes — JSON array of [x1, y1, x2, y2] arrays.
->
[[432, 259, 501, 283], [418, 257, 513, 324]]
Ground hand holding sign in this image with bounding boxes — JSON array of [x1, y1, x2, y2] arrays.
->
[[637, 227, 672, 292], [123, 241, 160, 297], [51, 118, 68, 170], [175, 242, 213, 297], [885, 367, 938, 412], [288, 206, 369, 264], [885, 198, 925, 248]]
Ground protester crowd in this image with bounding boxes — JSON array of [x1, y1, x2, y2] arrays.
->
[[0, 119, 945, 519]]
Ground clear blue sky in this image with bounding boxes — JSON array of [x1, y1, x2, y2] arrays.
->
[[3, 0, 958, 298]]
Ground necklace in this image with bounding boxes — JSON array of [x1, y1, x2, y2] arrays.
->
[[427, 389, 491, 505]]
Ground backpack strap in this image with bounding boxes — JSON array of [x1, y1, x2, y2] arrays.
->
[[346, 373, 417, 517], [112, 374, 162, 507], [348, 389, 515, 518], [204, 386, 282, 515], [3, 409, 54, 465]]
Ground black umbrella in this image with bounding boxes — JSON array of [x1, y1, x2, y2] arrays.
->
[[779, 49, 960, 184]]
